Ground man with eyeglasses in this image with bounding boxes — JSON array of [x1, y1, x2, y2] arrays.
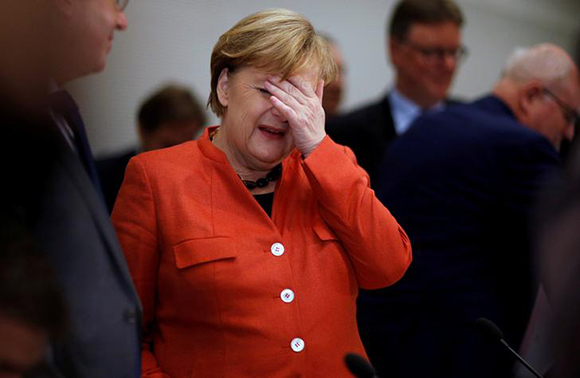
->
[[1, 0, 141, 377], [326, 0, 465, 187], [363, 44, 580, 378]]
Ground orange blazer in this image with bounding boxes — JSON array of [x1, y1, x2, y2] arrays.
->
[[112, 128, 412, 377]]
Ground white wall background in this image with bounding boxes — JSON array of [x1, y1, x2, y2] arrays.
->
[[68, 0, 580, 156]]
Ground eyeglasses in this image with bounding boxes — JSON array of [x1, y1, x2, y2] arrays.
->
[[115, 0, 129, 11], [543, 88, 580, 125], [403, 41, 468, 64]]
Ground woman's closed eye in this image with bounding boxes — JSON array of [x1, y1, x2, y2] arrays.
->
[[257, 87, 271, 96]]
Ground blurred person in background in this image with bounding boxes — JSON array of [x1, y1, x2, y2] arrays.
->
[[517, 41, 580, 378], [320, 34, 345, 118], [327, 0, 465, 186], [364, 43, 579, 378], [537, 146, 580, 378], [2, 0, 142, 376], [112, 9, 411, 377], [558, 33, 580, 161], [1, 0, 56, 233], [97, 84, 207, 212]]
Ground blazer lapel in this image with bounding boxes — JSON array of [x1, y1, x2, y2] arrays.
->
[[57, 144, 140, 302]]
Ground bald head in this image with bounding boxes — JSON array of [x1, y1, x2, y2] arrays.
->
[[494, 43, 580, 150], [503, 44, 576, 90]]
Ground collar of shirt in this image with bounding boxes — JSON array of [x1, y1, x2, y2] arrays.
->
[[388, 89, 444, 135]]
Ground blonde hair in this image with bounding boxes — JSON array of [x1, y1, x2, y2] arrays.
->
[[207, 8, 338, 117]]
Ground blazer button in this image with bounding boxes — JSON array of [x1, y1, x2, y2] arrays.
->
[[290, 338, 305, 353], [271, 242, 285, 257], [124, 309, 137, 324], [280, 289, 295, 303]]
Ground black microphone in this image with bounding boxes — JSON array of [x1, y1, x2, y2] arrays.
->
[[344, 353, 379, 378], [475, 317, 544, 378]]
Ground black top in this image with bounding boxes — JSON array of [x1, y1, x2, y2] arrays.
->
[[253, 192, 274, 217]]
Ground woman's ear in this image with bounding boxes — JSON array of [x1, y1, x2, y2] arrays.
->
[[216, 68, 230, 107]]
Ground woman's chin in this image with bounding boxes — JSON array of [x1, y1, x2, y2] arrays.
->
[[255, 155, 284, 168], [248, 140, 293, 167], [249, 149, 289, 169]]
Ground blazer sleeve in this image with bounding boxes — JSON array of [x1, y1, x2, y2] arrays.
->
[[111, 157, 171, 378], [301, 136, 412, 289]]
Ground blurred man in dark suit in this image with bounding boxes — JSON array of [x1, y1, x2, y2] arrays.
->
[[538, 146, 580, 378], [1, 0, 142, 377], [326, 0, 465, 186], [97, 84, 206, 212], [359, 44, 579, 378], [518, 40, 580, 376]]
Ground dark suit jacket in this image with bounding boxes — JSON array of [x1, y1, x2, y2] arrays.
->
[[326, 95, 396, 187], [97, 149, 136, 213], [527, 143, 580, 378], [357, 96, 561, 378], [3, 109, 142, 377], [326, 94, 460, 187]]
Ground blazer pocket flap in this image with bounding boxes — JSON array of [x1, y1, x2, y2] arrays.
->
[[313, 219, 339, 242], [173, 237, 238, 269]]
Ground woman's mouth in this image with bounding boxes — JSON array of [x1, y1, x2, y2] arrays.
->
[[258, 125, 287, 140]]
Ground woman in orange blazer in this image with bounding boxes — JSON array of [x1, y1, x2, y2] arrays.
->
[[112, 9, 412, 377]]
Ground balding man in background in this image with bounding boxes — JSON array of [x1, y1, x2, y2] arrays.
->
[[358, 44, 580, 378], [327, 0, 465, 186]]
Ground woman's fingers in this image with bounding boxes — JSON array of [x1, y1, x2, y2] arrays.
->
[[269, 95, 297, 122], [267, 76, 317, 103], [264, 80, 302, 109], [286, 76, 318, 99]]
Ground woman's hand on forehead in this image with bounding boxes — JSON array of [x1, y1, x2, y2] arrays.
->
[[265, 74, 326, 158]]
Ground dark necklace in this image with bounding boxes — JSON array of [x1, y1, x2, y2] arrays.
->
[[240, 164, 282, 189]]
